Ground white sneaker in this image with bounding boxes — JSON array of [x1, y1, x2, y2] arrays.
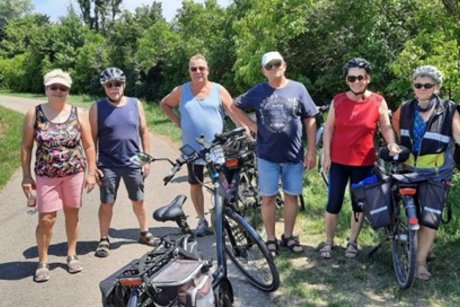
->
[[195, 219, 210, 237]]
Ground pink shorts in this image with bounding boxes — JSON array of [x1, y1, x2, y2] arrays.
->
[[36, 172, 84, 213]]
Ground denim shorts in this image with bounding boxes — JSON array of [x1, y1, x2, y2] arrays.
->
[[99, 167, 144, 203], [257, 158, 304, 197]]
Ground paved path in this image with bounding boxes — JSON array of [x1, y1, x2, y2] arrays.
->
[[0, 95, 274, 306]]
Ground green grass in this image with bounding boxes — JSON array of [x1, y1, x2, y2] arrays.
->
[[0, 105, 24, 189], [1, 92, 460, 304]]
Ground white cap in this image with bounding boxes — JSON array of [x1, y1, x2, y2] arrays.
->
[[43, 69, 72, 88], [261, 51, 284, 67]]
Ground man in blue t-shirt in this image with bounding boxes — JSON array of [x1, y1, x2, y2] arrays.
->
[[231, 51, 318, 256]]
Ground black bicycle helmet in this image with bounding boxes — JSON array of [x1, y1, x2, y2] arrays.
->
[[99, 67, 126, 84], [343, 58, 372, 76]]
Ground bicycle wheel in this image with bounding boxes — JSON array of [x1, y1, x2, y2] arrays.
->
[[236, 170, 263, 232], [223, 208, 279, 292], [390, 197, 417, 289]]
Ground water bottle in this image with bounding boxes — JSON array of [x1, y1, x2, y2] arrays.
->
[[27, 189, 37, 215], [403, 196, 419, 230]]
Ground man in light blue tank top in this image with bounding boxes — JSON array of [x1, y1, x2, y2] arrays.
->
[[89, 67, 155, 257], [160, 54, 237, 236]]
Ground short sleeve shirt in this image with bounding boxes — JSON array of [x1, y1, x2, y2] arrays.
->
[[234, 80, 317, 162]]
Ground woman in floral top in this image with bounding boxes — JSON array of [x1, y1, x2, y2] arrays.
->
[[21, 69, 98, 282]]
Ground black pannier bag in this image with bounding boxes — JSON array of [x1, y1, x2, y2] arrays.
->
[[100, 241, 214, 307], [351, 176, 393, 229], [417, 180, 450, 230]]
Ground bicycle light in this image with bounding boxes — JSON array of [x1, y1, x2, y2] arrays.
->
[[225, 158, 239, 169], [118, 276, 143, 287]]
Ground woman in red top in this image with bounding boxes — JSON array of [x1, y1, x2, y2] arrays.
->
[[319, 58, 399, 259]]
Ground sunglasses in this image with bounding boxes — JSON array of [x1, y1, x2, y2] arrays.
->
[[347, 75, 367, 83], [264, 61, 282, 70], [49, 85, 69, 92], [105, 81, 124, 89], [190, 66, 207, 72], [413, 83, 435, 89]]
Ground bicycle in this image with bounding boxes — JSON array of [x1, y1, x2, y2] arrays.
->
[[121, 128, 279, 296], [315, 104, 330, 186], [367, 146, 424, 289]]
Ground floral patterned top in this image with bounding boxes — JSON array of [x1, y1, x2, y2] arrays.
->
[[34, 104, 86, 177]]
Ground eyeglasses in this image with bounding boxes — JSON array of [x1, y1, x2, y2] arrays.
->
[[413, 83, 435, 89], [264, 61, 282, 70], [105, 81, 124, 89], [347, 75, 367, 83], [49, 85, 69, 92], [190, 66, 207, 72]]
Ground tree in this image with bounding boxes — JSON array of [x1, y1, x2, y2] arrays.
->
[[77, 0, 122, 32], [0, 0, 32, 39]]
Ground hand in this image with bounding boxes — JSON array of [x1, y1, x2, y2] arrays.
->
[[387, 143, 401, 156], [322, 154, 331, 174], [304, 151, 316, 170], [143, 164, 151, 178], [21, 176, 36, 199], [84, 173, 97, 193]]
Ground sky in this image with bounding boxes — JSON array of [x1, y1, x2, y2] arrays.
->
[[32, 0, 231, 22]]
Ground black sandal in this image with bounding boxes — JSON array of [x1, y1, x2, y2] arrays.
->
[[265, 240, 279, 258], [280, 235, 303, 253], [95, 237, 110, 258]]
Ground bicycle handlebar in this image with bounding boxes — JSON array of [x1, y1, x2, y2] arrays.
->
[[378, 146, 410, 163]]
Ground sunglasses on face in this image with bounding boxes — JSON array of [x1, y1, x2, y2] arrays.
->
[[105, 81, 124, 89], [49, 85, 69, 92], [190, 66, 207, 72], [264, 61, 282, 70], [346, 75, 367, 83], [413, 83, 435, 89]]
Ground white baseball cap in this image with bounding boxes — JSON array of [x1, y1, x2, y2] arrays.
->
[[44, 69, 72, 88], [261, 51, 284, 67]]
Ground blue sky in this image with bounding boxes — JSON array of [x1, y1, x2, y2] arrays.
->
[[32, 0, 231, 22]]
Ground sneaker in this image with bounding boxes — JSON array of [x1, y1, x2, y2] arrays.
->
[[195, 219, 210, 237]]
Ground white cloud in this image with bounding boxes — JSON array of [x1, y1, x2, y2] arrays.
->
[[33, 0, 231, 22]]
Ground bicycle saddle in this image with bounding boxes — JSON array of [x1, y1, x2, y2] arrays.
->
[[153, 194, 187, 222]]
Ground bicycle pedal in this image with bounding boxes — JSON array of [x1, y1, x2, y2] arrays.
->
[[408, 224, 420, 231]]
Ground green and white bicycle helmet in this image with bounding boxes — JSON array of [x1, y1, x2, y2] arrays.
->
[[413, 65, 443, 87]]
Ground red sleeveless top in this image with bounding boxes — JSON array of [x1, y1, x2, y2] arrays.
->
[[331, 92, 382, 166]]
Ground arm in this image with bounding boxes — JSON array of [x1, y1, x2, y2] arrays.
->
[[321, 101, 336, 174], [220, 86, 248, 130], [78, 107, 97, 192], [21, 107, 36, 198], [137, 99, 152, 177], [452, 110, 460, 145], [378, 99, 400, 154], [160, 86, 182, 128], [304, 116, 317, 170], [392, 106, 402, 141], [88, 102, 103, 182], [229, 100, 257, 133]]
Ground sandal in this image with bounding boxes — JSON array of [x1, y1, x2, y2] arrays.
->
[[319, 241, 333, 259], [138, 232, 155, 246], [416, 262, 432, 281], [280, 235, 303, 253], [345, 241, 359, 258], [34, 262, 50, 282], [67, 255, 83, 274], [95, 237, 110, 258], [265, 240, 279, 258]]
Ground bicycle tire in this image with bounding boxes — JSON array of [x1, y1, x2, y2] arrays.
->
[[223, 208, 280, 292], [390, 196, 417, 289], [235, 170, 264, 232]]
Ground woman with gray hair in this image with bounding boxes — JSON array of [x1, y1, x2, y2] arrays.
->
[[392, 65, 460, 281], [21, 69, 98, 282]]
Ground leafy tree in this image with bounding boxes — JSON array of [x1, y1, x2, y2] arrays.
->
[[77, 0, 122, 32], [0, 0, 32, 39]]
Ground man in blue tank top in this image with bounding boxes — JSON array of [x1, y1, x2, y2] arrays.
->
[[231, 51, 318, 256], [89, 67, 155, 258], [160, 54, 237, 236]]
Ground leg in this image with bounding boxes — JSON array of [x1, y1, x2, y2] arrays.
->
[[416, 226, 436, 280], [98, 167, 120, 239], [63, 206, 80, 257], [98, 203, 114, 238], [282, 193, 298, 238], [132, 200, 149, 232], [261, 195, 277, 241], [36, 212, 57, 264], [320, 212, 338, 258], [186, 164, 210, 236], [190, 183, 205, 218]]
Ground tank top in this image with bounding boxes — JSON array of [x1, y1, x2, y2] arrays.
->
[[34, 104, 86, 177], [331, 92, 382, 166], [179, 82, 224, 163], [97, 97, 141, 168]]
